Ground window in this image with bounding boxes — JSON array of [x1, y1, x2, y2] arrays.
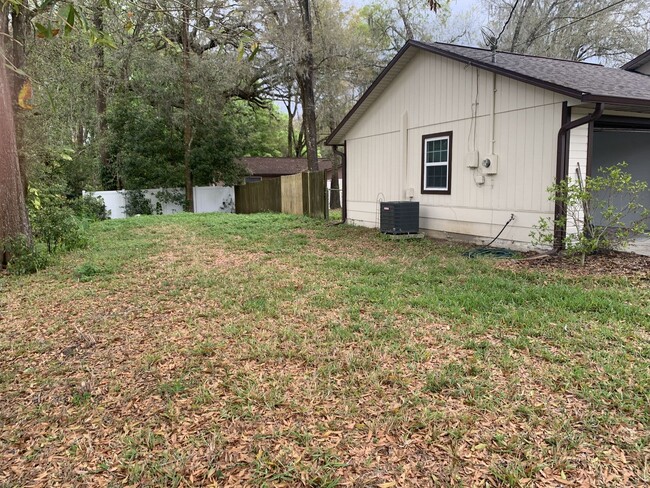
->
[[421, 131, 452, 194]]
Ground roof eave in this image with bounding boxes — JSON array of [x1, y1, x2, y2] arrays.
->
[[621, 50, 650, 71], [581, 94, 650, 107]]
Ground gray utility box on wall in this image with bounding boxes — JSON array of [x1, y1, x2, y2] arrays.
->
[[380, 201, 420, 235]]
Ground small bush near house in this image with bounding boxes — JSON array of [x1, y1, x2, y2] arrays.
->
[[531, 162, 648, 263]]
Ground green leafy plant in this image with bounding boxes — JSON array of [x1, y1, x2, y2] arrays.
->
[[1, 235, 49, 275], [29, 189, 90, 254], [155, 189, 185, 207], [531, 162, 649, 263], [69, 195, 110, 221], [154, 188, 185, 214], [3, 186, 94, 274], [124, 190, 154, 217], [31, 205, 89, 253], [74, 262, 111, 282]]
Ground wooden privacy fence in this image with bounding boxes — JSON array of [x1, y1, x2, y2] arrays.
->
[[235, 178, 282, 214], [235, 171, 327, 219]]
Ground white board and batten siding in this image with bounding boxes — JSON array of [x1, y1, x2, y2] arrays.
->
[[84, 186, 235, 219], [345, 50, 581, 248]]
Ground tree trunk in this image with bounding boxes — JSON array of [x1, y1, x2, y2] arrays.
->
[[10, 4, 28, 199], [285, 103, 295, 157], [181, 4, 194, 211], [285, 84, 294, 157], [508, 0, 533, 51], [1, 8, 31, 264], [295, 121, 306, 157], [93, 4, 111, 189], [297, 0, 318, 172], [397, 0, 414, 40]]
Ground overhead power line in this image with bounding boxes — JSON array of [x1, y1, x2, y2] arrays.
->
[[496, 0, 520, 46], [513, 0, 628, 49]]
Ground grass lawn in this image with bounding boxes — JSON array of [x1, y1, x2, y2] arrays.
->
[[1, 213, 649, 487]]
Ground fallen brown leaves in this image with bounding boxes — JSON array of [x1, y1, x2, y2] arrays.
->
[[0, 220, 648, 487]]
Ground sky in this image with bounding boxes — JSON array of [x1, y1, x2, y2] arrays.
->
[[341, 0, 490, 46], [342, 0, 485, 17], [451, 0, 481, 15]]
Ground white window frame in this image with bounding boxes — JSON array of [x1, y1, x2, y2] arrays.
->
[[422, 132, 452, 194]]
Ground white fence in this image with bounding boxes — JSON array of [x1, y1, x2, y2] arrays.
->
[[83, 186, 235, 219]]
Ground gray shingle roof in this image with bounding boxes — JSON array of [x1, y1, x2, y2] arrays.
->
[[430, 42, 650, 103], [327, 41, 650, 145]]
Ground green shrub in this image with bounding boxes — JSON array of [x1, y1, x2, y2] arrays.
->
[[69, 195, 110, 221], [124, 190, 153, 217], [2, 236, 49, 275], [155, 188, 184, 206], [31, 205, 89, 253], [531, 162, 649, 263]]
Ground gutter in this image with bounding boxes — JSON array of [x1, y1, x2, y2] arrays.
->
[[553, 102, 605, 250], [332, 143, 347, 222]]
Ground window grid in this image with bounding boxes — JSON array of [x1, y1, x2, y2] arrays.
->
[[422, 133, 451, 193]]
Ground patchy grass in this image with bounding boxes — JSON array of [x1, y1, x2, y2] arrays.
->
[[1, 212, 649, 487]]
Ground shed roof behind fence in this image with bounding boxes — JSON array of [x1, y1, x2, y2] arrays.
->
[[240, 157, 333, 177]]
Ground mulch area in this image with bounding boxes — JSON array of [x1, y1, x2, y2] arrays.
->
[[499, 250, 650, 278]]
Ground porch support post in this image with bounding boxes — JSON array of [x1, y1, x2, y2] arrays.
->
[[554, 102, 605, 251]]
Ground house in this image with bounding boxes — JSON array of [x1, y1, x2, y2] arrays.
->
[[623, 50, 650, 75], [326, 41, 650, 251], [239, 157, 341, 183]]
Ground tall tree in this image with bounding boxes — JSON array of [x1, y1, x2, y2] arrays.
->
[[9, 2, 30, 198], [359, 0, 451, 58], [1, 1, 107, 257], [181, 2, 194, 210], [484, 0, 650, 64], [93, 2, 111, 188], [297, 0, 318, 171], [0, 3, 31, 264], [252, 0, 325, 170]]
